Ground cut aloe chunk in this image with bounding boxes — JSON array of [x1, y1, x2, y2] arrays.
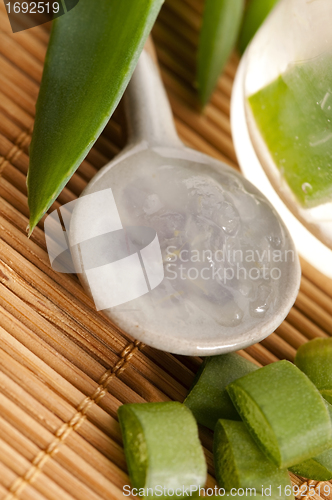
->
[[118, 402, 207, 495], [214, 420, 292, 499], [184, 354, 258, 430], [295, 338, 332, 404], [249, 53, 332, 207], [227, 360, 332, 468], [321, 390, 332, 404], [289, 449, 332, 481], [289, 401, 332, 480]]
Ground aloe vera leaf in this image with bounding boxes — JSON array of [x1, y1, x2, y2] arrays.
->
[[184, 353, 258, 430], [27, 0, 163, 233], [289, 401, 332, 481], [197, 0, 244, 106], [214, 420, 292, 499], [295, 338, 332, 394], [117, 402, 207, 494], [238, 0, 279, 54], [227, 360, 332, 469]]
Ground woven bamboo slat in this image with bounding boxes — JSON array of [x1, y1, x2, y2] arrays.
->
[[0, 1, 331, 500]]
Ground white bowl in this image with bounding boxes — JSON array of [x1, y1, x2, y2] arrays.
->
[[231, 54, 332, 279]]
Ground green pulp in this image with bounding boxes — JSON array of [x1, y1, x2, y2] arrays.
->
[[227, 360, 332, 469], [248, 54, 332, 207], [184, 353, 258, 430], [118, 402, 207, 498]]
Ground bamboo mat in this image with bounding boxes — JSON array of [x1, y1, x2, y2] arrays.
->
[[0, 1, 332, 499]]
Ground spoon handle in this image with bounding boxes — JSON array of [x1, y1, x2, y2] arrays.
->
[[124, 49, 183, 148]]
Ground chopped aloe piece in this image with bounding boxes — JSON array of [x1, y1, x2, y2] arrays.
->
[[227, 360, 332, 468], [118, 402, 206, 495], [289, 400, 332, 480], [184, 354, 258, 430], [295, 338, 332, 403], [214, 420, 292, 499], [324, 399, 332, 420], [248, 54, 332, 207], [289, 449, 332, 481], [321, 390, 332, 405]]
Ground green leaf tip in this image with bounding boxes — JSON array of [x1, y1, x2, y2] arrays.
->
[[27, 0, 164, 230], [197, 0, 244, 106], [238, 0, 280, 55]]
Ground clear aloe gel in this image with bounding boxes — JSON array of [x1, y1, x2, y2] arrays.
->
[[67, 50, 300, 356]]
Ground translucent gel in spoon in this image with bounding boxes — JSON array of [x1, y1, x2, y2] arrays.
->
[[68, 51, 301, 355]]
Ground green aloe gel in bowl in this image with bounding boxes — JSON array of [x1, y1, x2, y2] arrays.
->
[[231, 0, 332, 277], [249, 53, 332, 208]]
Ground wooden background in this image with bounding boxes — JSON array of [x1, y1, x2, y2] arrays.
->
[[0, 1, 332, 499]]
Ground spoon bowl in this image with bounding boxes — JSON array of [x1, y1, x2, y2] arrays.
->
[[68, 51, 301, 356]]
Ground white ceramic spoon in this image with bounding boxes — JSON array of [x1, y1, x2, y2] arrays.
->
[[67, 50, 301, 356]]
